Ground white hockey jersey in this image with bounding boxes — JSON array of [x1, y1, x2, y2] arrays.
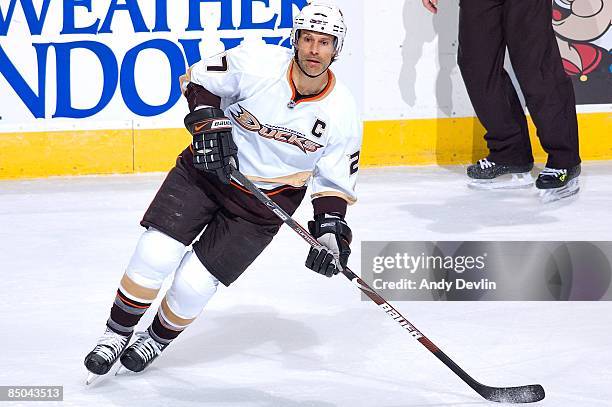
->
[[189, 43, 362, 204]]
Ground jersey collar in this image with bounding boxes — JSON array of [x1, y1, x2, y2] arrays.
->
[[286, 61, 336, 106]]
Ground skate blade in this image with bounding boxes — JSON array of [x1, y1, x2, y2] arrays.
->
[[86, 361, 130, 385], [539, 178, 580, 203], [86, 372, 100, 385], [115, 365, 142, 377], [115, 366, 129, 376], [468, 172, 534, 190]]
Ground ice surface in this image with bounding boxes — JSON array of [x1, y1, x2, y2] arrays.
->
[[1, 163, 611, 406]]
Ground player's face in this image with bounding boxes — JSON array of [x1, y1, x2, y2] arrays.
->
[[295, 31, 336, 77]]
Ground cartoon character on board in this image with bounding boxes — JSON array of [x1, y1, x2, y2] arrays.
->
[[552, 0, 612, 104]]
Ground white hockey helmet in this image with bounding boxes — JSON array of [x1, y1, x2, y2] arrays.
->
[[291, 2, 347, 56]]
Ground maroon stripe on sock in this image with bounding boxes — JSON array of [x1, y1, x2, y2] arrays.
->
[[108, 289, 152, 334], [150, 313, 182, 341], [116, 289, 151, 308]]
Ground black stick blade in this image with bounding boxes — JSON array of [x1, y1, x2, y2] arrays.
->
[[478, 384, 545, 403]]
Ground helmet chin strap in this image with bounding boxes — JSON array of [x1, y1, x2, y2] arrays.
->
[[294, 53, 333, 79]]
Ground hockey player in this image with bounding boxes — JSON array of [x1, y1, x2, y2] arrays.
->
[[84, 2, 361, 382], [422, 0, 581, 201]]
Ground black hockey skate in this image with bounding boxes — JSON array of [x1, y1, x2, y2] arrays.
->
[[84, 327, 132, 384], [536, 164, 581, 202], [467, 158, 534, 189], [119, 330, 167, 373]]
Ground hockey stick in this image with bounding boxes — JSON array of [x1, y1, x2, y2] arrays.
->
[[231, 167, 545, 403]]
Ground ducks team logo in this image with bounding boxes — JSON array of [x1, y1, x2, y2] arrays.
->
[[231, 104, 324, 153]]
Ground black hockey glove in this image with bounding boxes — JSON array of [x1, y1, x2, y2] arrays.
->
[[184, 107, 238, 184], [305, 213, 352, 277]]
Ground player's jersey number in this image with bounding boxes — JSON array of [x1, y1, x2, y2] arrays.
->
[[349, 151, 360, 175], [205, 55, 228, 73]]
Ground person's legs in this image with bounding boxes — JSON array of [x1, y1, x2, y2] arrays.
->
[[119, 250, 220, 372], [503, 0, 580, 169], [108, 158, 221, 335], [458, 0, 533, 165], [150, 250, 219, 345], [84, 226, 187, 377], [85, 157, 219, 376], [106, 228, 186, 338], [117, 211, 282, 372]]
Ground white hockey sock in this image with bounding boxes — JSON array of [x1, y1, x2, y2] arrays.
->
[[124, 227, 186, 291], [148, 250, 219, 344]]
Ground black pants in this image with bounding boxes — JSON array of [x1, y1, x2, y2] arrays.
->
[[458, 0, 580, 169]]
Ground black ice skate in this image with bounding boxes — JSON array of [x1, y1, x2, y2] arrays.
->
[[84, 327, 132, 385], [467, 158, 534, 189], [118, 330, 167, 373], [536, 164, 581, 203]]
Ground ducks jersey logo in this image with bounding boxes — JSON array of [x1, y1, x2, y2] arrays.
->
[[231, 104, 324, 154]]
